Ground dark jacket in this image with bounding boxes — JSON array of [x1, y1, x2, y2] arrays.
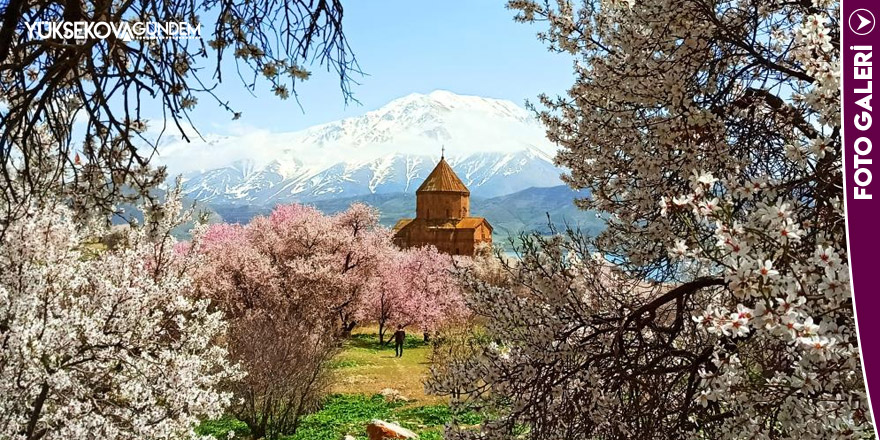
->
[[393, 329, 406, 344]]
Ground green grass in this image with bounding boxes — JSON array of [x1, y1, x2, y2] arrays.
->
[[287, 393, 479, 440], [347, 332, 430, 351], [196, 416, 251, 439], [199, 327, 479, 439], [396, 405, 482, 427], [330, 328, 438, 403], [285, 394, 400, 440], [328, 358, 369, 370], [198, 394, 481, 440]]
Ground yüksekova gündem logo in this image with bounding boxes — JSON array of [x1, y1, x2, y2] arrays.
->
[[26, 20, 201, 41]]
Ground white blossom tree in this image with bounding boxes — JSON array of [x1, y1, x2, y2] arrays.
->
[[0, 191, 238, 440], [430, 0, 870, 438]]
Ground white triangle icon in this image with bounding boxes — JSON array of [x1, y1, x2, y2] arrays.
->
[[858, 14, 872, 30]]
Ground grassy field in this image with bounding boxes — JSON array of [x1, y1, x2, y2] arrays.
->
[[329, 326, 442, 404], [199, 326, 466, 439], [199, 394, 479, 440]]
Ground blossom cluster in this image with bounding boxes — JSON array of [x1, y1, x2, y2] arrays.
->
[[0, 193, 238, 440], [358, 245, 468, 341], [435, 0, 868, 438]]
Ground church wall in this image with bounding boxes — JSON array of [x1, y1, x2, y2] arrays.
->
[[475, 224, 491, 242], [394, 224, 483, 256], [416, 192, 469, 220]]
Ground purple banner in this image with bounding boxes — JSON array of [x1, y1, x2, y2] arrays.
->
[[843, 0, 880, 427]]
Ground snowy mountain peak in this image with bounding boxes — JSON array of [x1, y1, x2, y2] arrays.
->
[[160, 91, 562, 206], [380, 90, 532, 120], [293, 90, 541, 152]]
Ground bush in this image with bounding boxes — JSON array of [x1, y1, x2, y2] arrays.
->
[[427, 324, 492, 399], [348, 333, 427, 351], [196, 417, 251, 439]]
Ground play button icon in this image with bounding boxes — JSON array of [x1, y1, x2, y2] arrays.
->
[[850, 9, 876, 36]]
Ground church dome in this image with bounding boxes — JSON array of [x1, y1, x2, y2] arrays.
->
[[416, 157, 469, 194]]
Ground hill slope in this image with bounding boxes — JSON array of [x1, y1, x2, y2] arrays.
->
[[209, 185, 603, 241]]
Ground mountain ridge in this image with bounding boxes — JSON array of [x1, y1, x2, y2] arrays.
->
[[162, 90, 565, 205]]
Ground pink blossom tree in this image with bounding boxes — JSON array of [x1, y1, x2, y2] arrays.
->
[[331, 204, 393, 335], [360, 246, 467, 344], [195, 202, 389, 439]]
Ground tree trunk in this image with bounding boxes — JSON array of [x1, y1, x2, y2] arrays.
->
[[341, 320, 356, 338], [25, 383, 49, 440], [423, 331, 430, 343], [249, 422, 265, 440], [379, 321, 385, 345]]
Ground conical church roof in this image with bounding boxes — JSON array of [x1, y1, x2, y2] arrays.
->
[[416, 157, 470, 194]]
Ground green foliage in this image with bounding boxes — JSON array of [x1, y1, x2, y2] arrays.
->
[[348, 333, 427, 352], [196, 416, 251, 439], [417, 432, 444, 440], [197, 394, 484, 440], [285, 394, 484, 440], [286, 394, 401, 440], [396, 404, 482, 426], [327, 359, 367, 370]]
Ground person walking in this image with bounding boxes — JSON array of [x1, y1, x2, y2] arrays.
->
[[392, 325, 406, 358]]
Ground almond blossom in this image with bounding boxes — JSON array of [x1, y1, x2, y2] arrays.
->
[[0, 192, 237, 440], [359, 245, 468, 344], [432, 0, 869, 438], [195, 202, 389, 439]]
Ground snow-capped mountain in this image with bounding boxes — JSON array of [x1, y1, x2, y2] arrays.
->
[[161, 90, 563, 205]]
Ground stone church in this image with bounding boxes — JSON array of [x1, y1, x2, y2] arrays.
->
[[392, 156, 492, 256]]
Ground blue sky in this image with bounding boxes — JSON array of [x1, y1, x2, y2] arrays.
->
[[182, 1, 574, 134]]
